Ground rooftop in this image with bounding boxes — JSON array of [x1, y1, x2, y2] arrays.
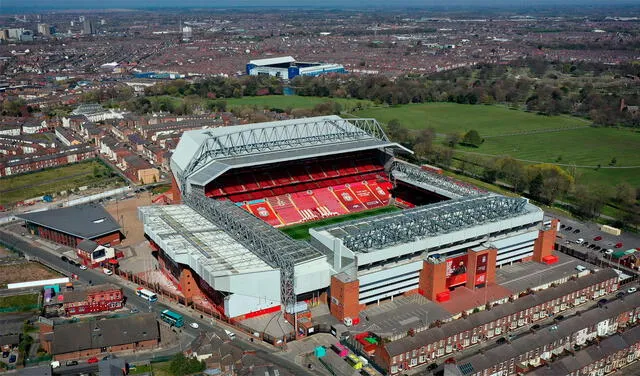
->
[[139, 204, 276, 277], [51, 313, 159, 355], [172, 115, 407, 189], [317, 195, 536, 253], [17, 204, 121, 240], [383, 269, 620, 357]]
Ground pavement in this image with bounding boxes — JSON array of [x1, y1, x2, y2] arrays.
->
[[0, 225, 316, 376]]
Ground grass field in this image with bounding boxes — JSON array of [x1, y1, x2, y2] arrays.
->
[[281, 206, 401, 240], [226, 95, 373, 111], [354, 103, 589, 136], [0, 159, 125, 206], [457, 127, 640, 187], [0, 294, 39, 310]]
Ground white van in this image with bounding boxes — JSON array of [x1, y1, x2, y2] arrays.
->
[[576, 265, 587, 272], [575, 238, 585, 245], [103, 268, 113, 276], [224, 329, 236, 340], [50, 361, 60, 369]]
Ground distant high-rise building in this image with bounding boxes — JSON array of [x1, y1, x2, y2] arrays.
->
[[37, 23, 50, 36], [79, 16, 85, 22], [83, 20, 95, 35], [70, 20, 74, 27], [182, 26, 193, 42], [100, 19, 106, 25]]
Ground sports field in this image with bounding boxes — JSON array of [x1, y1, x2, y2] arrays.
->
[[281, 205, 401, 240], [226, 95, 373, 111], [354, 103, 589, 136], [0, 160, 126, 206]]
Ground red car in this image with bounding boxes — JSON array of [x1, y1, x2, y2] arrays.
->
[[593, 236, 602, 241], [615, 242, 623, 249], [87, 357, 99, 364]]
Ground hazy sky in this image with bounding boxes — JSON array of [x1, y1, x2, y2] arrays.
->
[[2, 0, 638, 11]]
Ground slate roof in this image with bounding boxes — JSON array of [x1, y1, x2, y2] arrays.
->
[[51, 313, 159, 355], [383, 269, 620, 357], [17, 204, 121, 240]]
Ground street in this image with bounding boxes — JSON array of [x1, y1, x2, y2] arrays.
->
[[0, 228, 315, 375]]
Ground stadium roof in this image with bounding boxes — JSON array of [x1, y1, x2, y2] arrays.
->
[[249, 56, 295, 66], [316, 195, 536, 253], [139, 205, 273, 276], [391, 160, 485, 199], [172, 115, 409, 190], [17, 204, 121, 240]]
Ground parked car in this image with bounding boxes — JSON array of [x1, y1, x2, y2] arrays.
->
[[496, 337, 507, 344], [617, 291, 626, 298], [79, 265, 87, 270], [575, 238, 585, 245], [189, 322, 199, 329], [87, 357, 99, 364], [598, 298, 607, 305], [103, 268, 113, 276], [60, 255, 68, 262], [8, 354, 16, 363], [50, 361, 60, 368], [605, 249, 614, 255], [65, 360, 78, 366], [531, 324, 540, 330], [593, 236, 602, 241], [628, 287, 637, 294], [565, 226, 573, 231], [615, 242, 624, 248], [555, 315, 565, 321], [573, 229, 581, 234]]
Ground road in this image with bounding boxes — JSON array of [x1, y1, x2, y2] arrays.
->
[[0, 228, 315, 376]]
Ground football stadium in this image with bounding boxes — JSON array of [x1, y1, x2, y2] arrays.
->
[[139, 115, 556, 322]]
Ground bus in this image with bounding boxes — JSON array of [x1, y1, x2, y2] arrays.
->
[[136, 288, 158, 302], [160, 309, 184, 327]]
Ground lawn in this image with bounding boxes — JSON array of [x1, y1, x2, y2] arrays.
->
[[353, 103, 589, 136], [281, 206, 401, 240], [0, 294, 39, 310], [0, 159, 125, 206], [456, 127, 640, 187], [226, 95, 373, 111], [150, 361, 172, 376]]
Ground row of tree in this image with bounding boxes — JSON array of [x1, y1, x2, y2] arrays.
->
[[386, 118, 640, 228]]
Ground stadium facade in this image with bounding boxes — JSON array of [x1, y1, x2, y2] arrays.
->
[[140, 115, 557, 322], [246, 56, 346, 80]]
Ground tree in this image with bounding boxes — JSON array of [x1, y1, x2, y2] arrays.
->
[[495, 157, 528, 193], [461, 130, 482, 147], [444, 133, 461, 148], [413, 127, 436, 157], [614, 182, 637, 207], [168, 353, 206, 376], [574, 184, 608, 218], [526, 164, 574, 205], [529, 173, 544, 202], [386, 119, 409, 143]]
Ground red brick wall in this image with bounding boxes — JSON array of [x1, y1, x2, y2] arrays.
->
[[53, 339, 159, 361], [533, 219, 558, 263], [170, 175, 182, 203], [179, 268, 198, 301], [419, 261, 447, 301], [329, 275, 360, 321], [94, 231, 122, 246]]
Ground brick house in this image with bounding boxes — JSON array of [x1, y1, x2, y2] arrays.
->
[[377, 269, 619, 374], [57, 284, 124, 316], [41, 313, 160, 361]]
